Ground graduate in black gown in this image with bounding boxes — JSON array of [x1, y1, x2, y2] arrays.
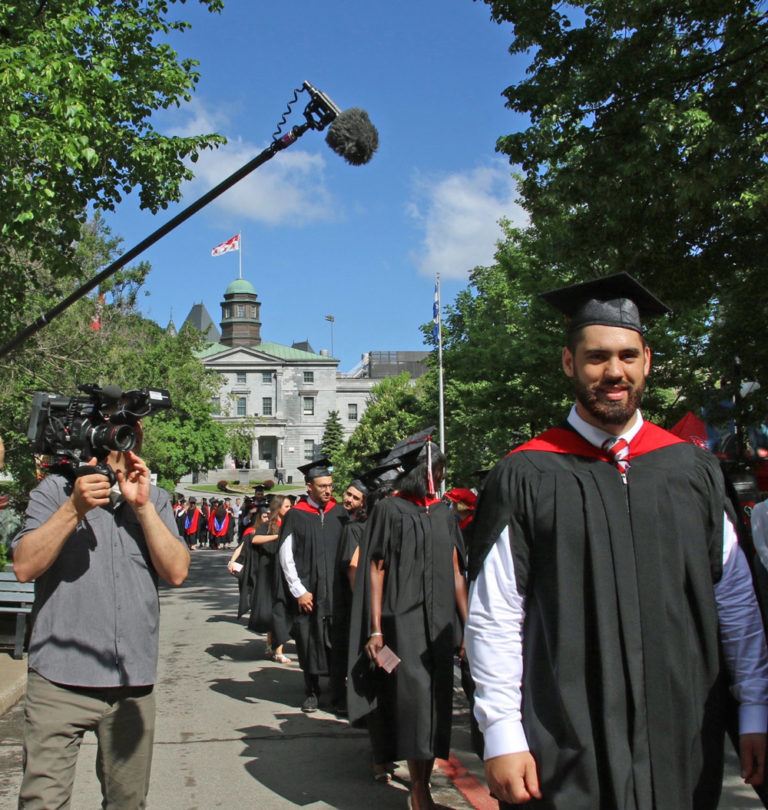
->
[[465, 273, 768, 810], [277, 458, 347, 712], [329, 478, 368, 715], [348, 431, 468, 810], [247, 496, 292, 662]]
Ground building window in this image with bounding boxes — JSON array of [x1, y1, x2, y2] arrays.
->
[[262, 371, 272, 384], [211, 396, 220, 415], [237, 304, 245, 317], [224, 305, 231, 318], [303, 396, 315, 416], [348, 403, 358, 421], [262, 397, 272, 416], [303, 371, 314, 384], [236, 371, 246, 384], [304, 439, 315, 460], [236, 397, 247, 417]]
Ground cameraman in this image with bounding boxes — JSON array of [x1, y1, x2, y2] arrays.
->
[[11, 423, 189, 810]]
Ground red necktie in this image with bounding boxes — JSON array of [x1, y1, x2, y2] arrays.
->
[[602, 437, 630, 474]]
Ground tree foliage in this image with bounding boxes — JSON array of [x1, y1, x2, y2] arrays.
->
[[0, 0, 225, 324], [226, 417, 258, 468], [321, 410, 345, 460], [332, 374, 431, 486], [480, 0, 768, 422], [0, 216, 226, 497]]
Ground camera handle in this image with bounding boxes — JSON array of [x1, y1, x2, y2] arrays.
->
[[74, 462, 117, 488]]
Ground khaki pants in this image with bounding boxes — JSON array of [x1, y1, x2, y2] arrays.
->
[[19, 670, 156, 810]]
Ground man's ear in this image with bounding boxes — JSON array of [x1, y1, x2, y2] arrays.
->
[[562, 346, 575, 378], [643, 344, 652, 377]]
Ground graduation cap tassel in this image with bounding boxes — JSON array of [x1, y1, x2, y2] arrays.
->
[[426, 437, 435, 498]]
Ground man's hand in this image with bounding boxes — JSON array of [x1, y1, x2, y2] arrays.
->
[[297, 591, 314, 613], [485, 752, 542, 804], [71, 458, 112, 519], [741, 732, 767, 786], [116, 451, 150, 510]]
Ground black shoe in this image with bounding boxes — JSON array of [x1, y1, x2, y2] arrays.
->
[[331, 702, 347, 717], [301, 694, 318, 713]]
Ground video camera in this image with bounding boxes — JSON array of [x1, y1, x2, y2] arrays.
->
[[27, 384, 171, 483]]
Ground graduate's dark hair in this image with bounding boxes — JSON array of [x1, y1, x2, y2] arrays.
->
[[566, 325, 647, 354], [396, 450, 446, 499], [367, 485, 395, 513], [350, 493, 369, 523]]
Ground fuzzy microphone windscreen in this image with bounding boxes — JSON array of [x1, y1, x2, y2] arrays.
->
[[325, 108, 379, 166]]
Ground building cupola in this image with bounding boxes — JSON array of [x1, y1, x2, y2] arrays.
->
[[219, 278, 262, 347]]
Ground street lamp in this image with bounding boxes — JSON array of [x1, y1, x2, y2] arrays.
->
[[325, 314, 335, 358]]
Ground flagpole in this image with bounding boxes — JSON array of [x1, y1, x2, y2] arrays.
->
[[239, 232, 243, 279], [436, 273, 446, 495]]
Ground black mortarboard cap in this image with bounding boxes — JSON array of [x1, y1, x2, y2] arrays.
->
[[380, 426, 439, 474], [359, 461, 402, 492], [347, 477, 369, 495], [540, 272, 670, 334], [297, 457, 334, 481]]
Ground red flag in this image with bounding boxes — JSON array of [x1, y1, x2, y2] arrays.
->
[[211, 234, 240, 256]]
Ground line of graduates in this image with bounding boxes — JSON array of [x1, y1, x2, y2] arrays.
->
[[172, 495, 237, 549], [242, 437, 471, 810]]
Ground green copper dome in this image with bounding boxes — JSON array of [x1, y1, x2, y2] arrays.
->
[[225, 278, 256, 296]]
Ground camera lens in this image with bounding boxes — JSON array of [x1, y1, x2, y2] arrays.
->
[[89, 422, 136, 453]]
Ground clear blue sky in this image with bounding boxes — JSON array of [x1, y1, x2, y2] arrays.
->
[[103, 0, 530, 372]]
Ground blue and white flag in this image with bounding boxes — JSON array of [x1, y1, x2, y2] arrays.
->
[[432, 281, 440, 342]]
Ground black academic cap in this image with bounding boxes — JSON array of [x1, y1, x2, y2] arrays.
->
[[347, 477, 369, 495], [540, 272, 670, 334], [297, 457, 334, 481], [380, 426, 440, 473]]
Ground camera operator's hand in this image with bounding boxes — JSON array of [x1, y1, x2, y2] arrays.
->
[[71, 457, 112, 519], [115, 450, 150, 509]]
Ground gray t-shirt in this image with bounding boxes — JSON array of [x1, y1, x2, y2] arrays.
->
[[12, 474, 184, 687]]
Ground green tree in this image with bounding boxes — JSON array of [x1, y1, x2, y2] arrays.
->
[[480, 0, 768, 422], [334, 373, 431, 486], [225, 417, 258, 469], [423, 224, 568, 483], [0, 217, 226, 496], [104, 319, 229, 491], [0, 0, 225, 328], [321, 410, 345, 460]]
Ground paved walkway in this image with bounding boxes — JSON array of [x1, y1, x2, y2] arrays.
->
[[0, 552, 763, 809]]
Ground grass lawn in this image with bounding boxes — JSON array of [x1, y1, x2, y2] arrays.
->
[[185, 483, 301, 495]]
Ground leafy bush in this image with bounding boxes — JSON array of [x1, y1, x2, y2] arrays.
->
[[217, 479, 229, 492]]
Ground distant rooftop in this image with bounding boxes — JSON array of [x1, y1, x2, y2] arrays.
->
[[197, 340, 336, 363], [224, 278, 257, 296], [291, 340, 315, 355], [182, 302, 221, 342]]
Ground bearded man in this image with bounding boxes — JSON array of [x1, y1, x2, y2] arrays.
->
[[278, 458, 347, 712], [466, 273, 768, 810]]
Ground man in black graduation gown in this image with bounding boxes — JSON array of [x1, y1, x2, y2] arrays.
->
[[278, 458, 347, 712], [465, 273, 768, 809], [328, 478, 369, 715]]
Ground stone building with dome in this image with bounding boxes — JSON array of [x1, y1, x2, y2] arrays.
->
[[180, 277, 381, 484]]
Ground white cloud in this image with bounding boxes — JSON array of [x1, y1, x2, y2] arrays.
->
[[186, 140, 335, 226], [409, 163, 528, 279], [163, 99, 337, 226]]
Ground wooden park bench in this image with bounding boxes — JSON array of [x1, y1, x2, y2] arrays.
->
[[0, 571, 34, 659]]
